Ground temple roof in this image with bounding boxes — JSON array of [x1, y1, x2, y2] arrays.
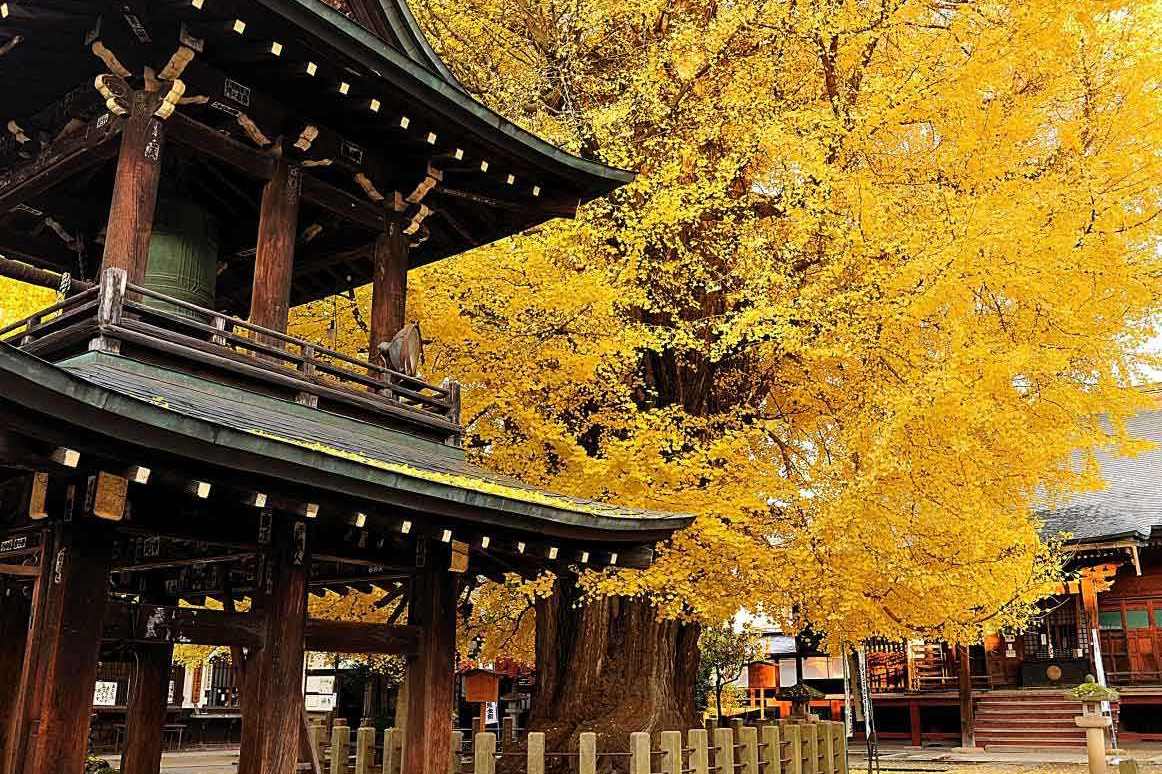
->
[[0, 343, 691, 549], [0, 0, 633, 307], [1038, 396, 1162, 546]]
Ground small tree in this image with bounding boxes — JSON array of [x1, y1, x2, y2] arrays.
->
[[699, 624, 764, 719]]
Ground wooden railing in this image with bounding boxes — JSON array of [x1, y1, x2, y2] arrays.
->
[[1, 268, 461, 437], [313, 719, 850, 774]]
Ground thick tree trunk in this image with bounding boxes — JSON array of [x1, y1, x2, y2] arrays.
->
[[527, 579, 699, 766]]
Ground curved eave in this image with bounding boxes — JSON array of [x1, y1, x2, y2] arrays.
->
[[256, 0, 635, 199], [0, 345, 690, 543]]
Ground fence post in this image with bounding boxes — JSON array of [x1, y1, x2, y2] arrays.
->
[[630, 732, 652, 774], [331, 719, 351, 774], [309, 720, 326, 767], [689, 729, 709, 774], [502, 716, 516, 745], [354, 722, 375, 774], [804, 725, 819, 774], [527, 731, 546, 774], [822, 720, 841, 771], [739, 725, 759, 774], [474, 732, 496, 774], [714, 728, 735, 774], [382, 728, 402, 774], [785, 725, 803, 774], [449, 731, 463, 774], [837, 724, 848, 774], [760, 725, 782, 774], [660, 730, 683, 774], [580, 731, 598, 774]]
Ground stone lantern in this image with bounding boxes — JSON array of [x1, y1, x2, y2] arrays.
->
[[1067, 675, 1119, 774]]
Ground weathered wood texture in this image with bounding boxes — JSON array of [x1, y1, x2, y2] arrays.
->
[[370, 222, 409, 356], [0, 586, 30, 773], [120, 644, 174, 774], [250, 159, 302, 335], [305, 619, 421, 656], [24, 522, 113, 774], [102, 601, 264, 648], [403, 563, 460, 774], [241, 519, 309, 774], [102, 92, 165, 283]]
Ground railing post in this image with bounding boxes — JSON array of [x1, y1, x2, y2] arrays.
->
[[92, 267, 128, 354], [211, 314, 229, 346], [740, 725, 759, 774], [837, 724, 848, 774], [630, 732, 652, 774], [382, 728, 402, 774], [527, 731, 545, 774], [331, 719, 351, 774], [310, 719, 327, 766], [760, 725, 782, 774], [714, 728, 734, 774], [449, 730, 463, 774], [785, 726, 803, 774], [580, 731, 598, 774], [689, 729, 709, 774], [660, 730, 682, 774], [473, 732, 496, 774], [805, 724, 820, 774], [355, 721, 375, 774]]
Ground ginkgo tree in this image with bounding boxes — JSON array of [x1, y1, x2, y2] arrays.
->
[[300, 0, 1153, 745]]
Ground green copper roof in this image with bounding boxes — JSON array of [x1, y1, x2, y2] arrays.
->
[[0, 344, 691, 543]]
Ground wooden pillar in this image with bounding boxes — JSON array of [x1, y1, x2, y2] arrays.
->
[[957, 646, 975, 749], [369, 219, 409, 356], [249, 159, 302, 334], [908, 700, 922, 748], [0, 584, 30, 772], [403, 562, 459, 774], [238, 517, 308, 774], [24, 522, 113, 774], [120, 644, 175, 774], [103, 91, 165, 283]]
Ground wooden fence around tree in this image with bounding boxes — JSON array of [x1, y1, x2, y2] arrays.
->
[[313, 720, 849, 774]]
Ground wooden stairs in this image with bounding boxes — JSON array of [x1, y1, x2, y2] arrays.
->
[[974, 691, 1117, 751]]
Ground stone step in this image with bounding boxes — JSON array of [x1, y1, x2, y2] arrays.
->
[[974, 726, 1085, 736], [980, 742, 1086, 752], [975, 718, 1084, 729]]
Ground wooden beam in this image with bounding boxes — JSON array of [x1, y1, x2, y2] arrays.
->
[[0, 113, 123, 213], [0, 231, 85, 272], [25, 521, 114, 774], [403, 559, 459, 774], [0, 256, 93, 294], [166, 112, 276, 180], [370, 220, 409, 356], [249, 159, 302, 335], [101, 601, 264, 649], [300, 174, 385, 232], [120, 644, 174, 774], [304, 620, 421, 656]]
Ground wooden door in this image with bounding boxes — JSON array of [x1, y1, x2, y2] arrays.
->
[[984, 634, 1022, 688], [1124, 606, 1159, 682]]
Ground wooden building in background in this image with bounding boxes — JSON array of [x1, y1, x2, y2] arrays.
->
[[742, 388, 1162, 750], [0, 2, 692, 773]]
